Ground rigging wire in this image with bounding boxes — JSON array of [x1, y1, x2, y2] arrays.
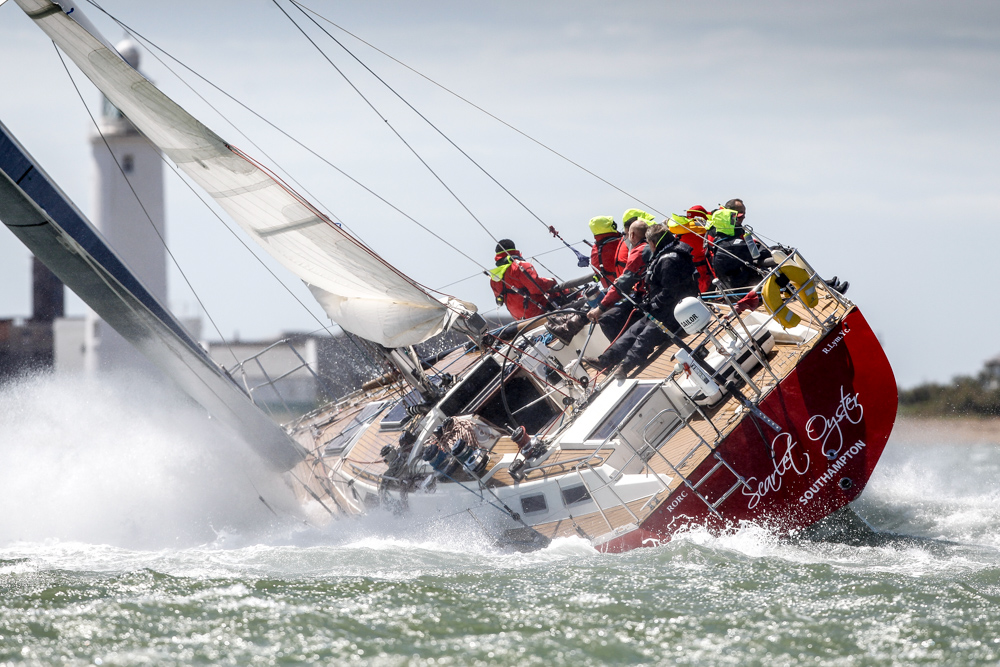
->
[[49, 13, 506, 521], [287, 0, 590, 268], [81, 0, 488, 273], [530, 256, 566, 284], [270, 0, 498, 245], [291, 0, 666, 219], [83, 0, 630, 294], [82, 0, 718, 296], [52, 42, 244, 367], [80, 0, 490, 381], [160, 158, 388, 376], [72, 2, 399, 379], [84, 0, 345, 237], [55, 33, 402, 503]]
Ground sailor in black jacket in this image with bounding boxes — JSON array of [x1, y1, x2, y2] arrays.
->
[[592, 224, 699, 374]]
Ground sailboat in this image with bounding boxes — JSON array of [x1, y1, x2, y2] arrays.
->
[[0, 0, 897, 552]]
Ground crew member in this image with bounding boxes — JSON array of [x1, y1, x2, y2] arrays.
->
[[615, 208, 655, 281], [668, 205, 713, 292], [489, 239, 558, 320], [709, 198, 851, 292], [587, 223, 698, 376], [706, 198, 771, 290], [587, 215, 651, 340], [588, 215, 624, 287]]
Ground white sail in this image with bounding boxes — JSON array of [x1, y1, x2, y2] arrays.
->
[[17, 0, 475, 348]]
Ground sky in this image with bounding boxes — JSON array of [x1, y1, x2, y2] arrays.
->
[[0, 0, 998, 388]]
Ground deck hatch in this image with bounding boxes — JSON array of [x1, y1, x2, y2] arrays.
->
[[520, 493, 548, 514], [323, 400, 388, 455], [380, 390, 422, 430], [587, 382, 659, 442], [561, 484, 592, 506]]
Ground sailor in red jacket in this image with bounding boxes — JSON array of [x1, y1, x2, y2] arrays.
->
[[612, 208, 655, 286], [587, 216, 651, 340], [588, 216, 624, 288], [668, 205, 713, 293], [489, 239, 558, 320]]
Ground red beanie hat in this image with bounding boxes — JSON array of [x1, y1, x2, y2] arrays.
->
[[685, 205, 709, 220]]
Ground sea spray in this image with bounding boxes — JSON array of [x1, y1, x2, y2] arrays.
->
[[2, 402, 1000, 664], [0, 371, 302, 548], [855, 430, 1000, 549]]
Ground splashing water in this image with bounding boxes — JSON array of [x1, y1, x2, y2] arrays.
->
[[0, 372, 301, 548], [1, 374, 999, 665]]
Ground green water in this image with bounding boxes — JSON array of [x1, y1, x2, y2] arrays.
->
[[2, 377, 999, 665]]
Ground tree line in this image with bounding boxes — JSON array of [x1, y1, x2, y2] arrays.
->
[[899, 360, 1000, 417]]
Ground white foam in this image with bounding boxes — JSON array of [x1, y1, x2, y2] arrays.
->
[[0, 372, 302, 549]]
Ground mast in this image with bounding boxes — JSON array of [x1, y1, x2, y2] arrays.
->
[[0, 118, 308, 471]]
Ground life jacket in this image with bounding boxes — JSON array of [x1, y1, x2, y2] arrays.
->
[[590, 232, 624, 287], [705, 208, 742, 265], [669, 214, 712, 292], [667, 213, 708, 238], [708, 208, 740, 237], [614, 236, 630, 277], [599, 241, 649, 310], [489, 250, 556, 320], [708, 235, 758, 290], [643, 233, 698, 326]]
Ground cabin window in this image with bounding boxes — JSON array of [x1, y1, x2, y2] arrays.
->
[[587, 382, 658, 442], [122, 154, 134, 173], [520, 493, 548, 515], [561, 484, 592, 506]]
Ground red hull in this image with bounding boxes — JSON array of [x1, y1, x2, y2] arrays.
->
[[601, 308, 897, 552]]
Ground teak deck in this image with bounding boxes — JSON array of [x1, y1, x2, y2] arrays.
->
[[289, 287, 849, 537], [529, 289, 847, 539]]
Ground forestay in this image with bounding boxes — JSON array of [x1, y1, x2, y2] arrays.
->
[[16, 0, 475, 348]]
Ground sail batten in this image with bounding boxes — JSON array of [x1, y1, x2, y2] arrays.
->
[[17, 0, 474, 347]]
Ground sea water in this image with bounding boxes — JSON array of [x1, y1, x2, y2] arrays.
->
[[1, 374, 998, 666]]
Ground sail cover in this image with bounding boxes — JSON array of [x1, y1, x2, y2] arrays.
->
[[16, 0, 475, 348]]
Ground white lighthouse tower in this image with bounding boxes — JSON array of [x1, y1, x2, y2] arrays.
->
[[84, 38, 167, 374]]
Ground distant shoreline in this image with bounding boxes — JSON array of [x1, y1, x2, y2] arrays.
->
[[894, 415, 1000, 445]]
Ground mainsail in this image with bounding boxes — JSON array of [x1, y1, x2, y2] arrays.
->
[[15, 0, 476, 348]]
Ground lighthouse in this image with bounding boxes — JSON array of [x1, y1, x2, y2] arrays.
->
[[84, 38, 167, 374]]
